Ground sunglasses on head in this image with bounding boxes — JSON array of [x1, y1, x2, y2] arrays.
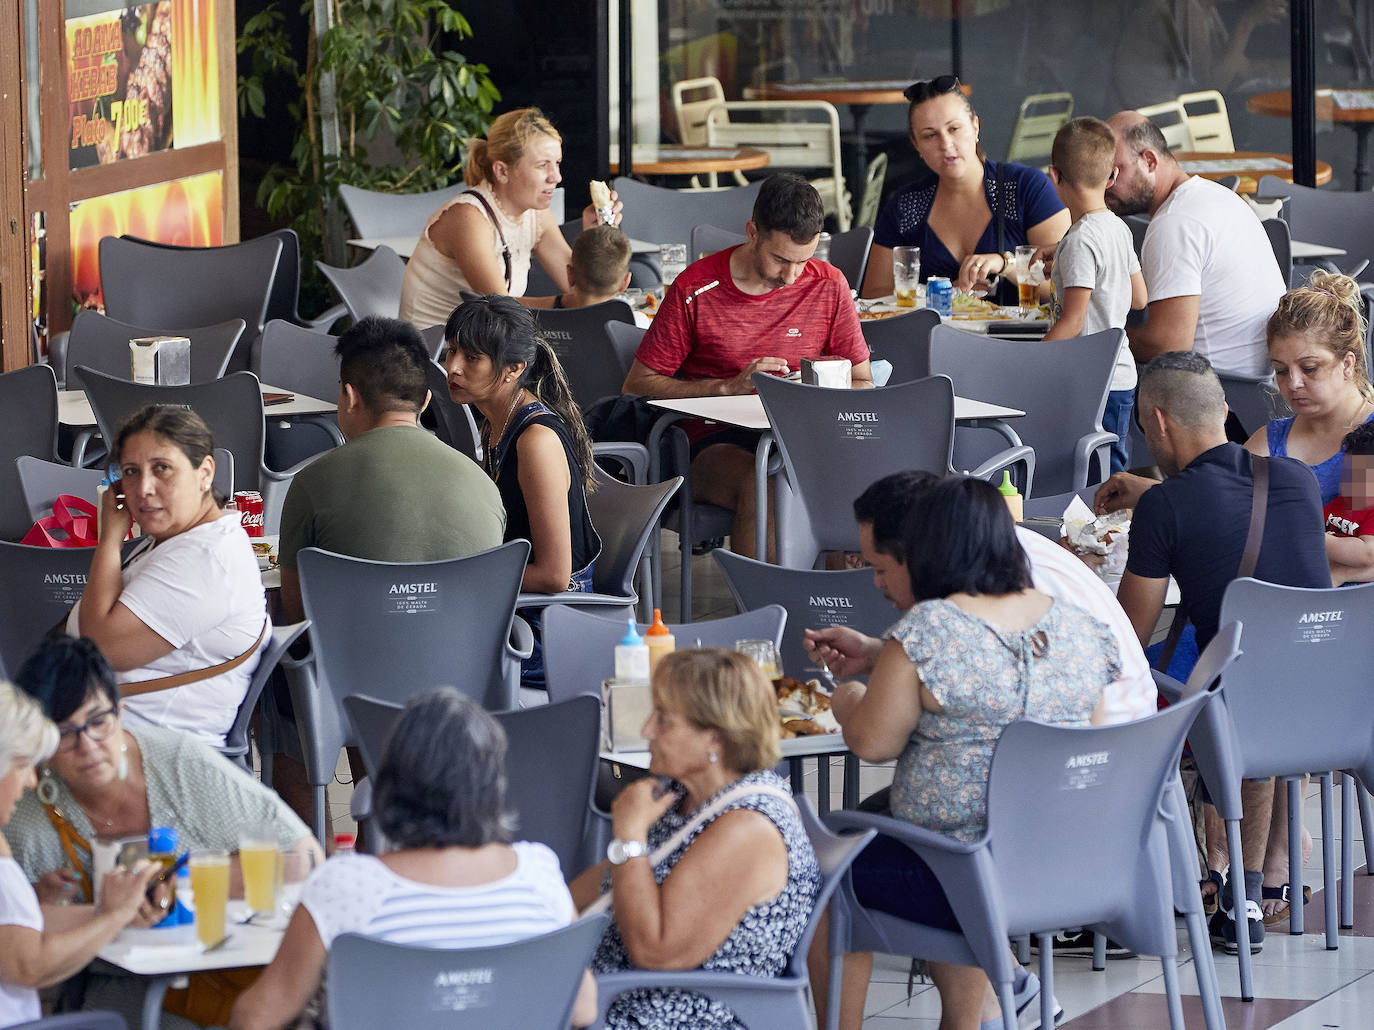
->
[[904, 75, 961, 102]]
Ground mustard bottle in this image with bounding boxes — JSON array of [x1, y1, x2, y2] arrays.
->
[[998, 470, 1024, 523], [645, 609, 676, 673]]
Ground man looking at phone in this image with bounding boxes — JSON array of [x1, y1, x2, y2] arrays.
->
[[621, 173, 872, 559]]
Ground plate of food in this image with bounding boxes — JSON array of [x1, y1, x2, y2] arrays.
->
[[773, 675, 841, 738]]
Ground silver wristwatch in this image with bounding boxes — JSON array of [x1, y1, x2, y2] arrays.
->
[[607, 838, 649, 865]]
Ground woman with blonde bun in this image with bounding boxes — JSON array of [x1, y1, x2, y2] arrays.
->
[[400, 107, 623, 327], [1246, 270, 1374, 504]]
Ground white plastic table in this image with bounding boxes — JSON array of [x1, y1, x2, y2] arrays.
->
[[58, 384, 337, 430]]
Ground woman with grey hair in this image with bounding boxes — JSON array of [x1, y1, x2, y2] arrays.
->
[[231, 687, 596, 1030], [0, 681, 158, 1026]]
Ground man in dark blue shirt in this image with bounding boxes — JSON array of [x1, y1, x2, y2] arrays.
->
[[1094, 350, 1328, 956]]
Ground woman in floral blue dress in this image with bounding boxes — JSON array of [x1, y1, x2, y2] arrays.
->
[[570, 648, 820, 1029], [825, 476, 1120, 1030]]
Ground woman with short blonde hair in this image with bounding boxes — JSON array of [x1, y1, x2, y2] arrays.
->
[[400, 107, 622, 326], [654, 648, 781, 773]]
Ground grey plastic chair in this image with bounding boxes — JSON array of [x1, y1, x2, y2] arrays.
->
[[929, 325, 1120, 499], [1262, 216, 1293, 285], [15, 457, 104, 524], [98, 234, 283, 374], [0, 541, 91, 678], [753, 373, 1034, 568], [516, 468, 680, 626], [689, 224, 745, 259], [317, 245, 407, 323], [0, 364, 59, 541], [525, 218, 585, 298], [418, 323, 447, 361], [219, 621, 310, 774], [287, 542, 532, 840], [612, 177, 763, 247], [825, 689, 1211, 1030], [1162, 579, 1374, 1000], [345, 692, 602, 873], [537, 301, 636, 411], [73, 367, 309, 535], [328, 914, 609, 1030], [591, 798, 873, 1030], [66, 309, 243, 384], [9, 1013, 127, 1030], [422, 360, 481, 462], [860, 307, 939, 386], [541, 603, 787, 704], [1257, 175, 1374, 280], [257, 320, 347, 469], [826, 225, 874, 291], [336, 181, 466, 241]]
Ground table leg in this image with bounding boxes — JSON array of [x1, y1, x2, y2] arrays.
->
[[754, 432, 775, 564], [817, 757, 831, 816], [963, 417, 1024, 452], [1352, 123, 1372, 192], [843, 753, 860, 809], [141, 975, 175, 1030]]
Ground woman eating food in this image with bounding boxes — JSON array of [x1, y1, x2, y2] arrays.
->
[[70, 404, 267, 749], [0, 680, 159, 1028], [817, 476, 1117, 1030], [400, 107, 622, 327], [231, 687, 595, 1030], [861, 75, 1069, 299], [570, 648, 821, 1029]]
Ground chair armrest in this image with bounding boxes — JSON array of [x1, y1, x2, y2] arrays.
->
[[593, 442, 649, 485], [517, 591, 637, 613], [967, 445, 1036, 498], [1153, 669, 1185, 706], [299, 303, 347, 333], [350, 777, 372, 821], [824, 809, 982, 856], [1073, 431, 1117, 490], [287, 414, 346, 449], [509, 615, 534, 661], [591, 970, 800, 1030]]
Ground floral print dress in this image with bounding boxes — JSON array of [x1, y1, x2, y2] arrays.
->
[[888, 597, 1120, 841], [592, 770, 821, 1029]]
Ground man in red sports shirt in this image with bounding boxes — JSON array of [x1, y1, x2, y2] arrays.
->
[[623, 173, 872, 559]]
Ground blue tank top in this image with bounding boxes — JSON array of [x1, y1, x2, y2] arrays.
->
[[1266, 413, 1374, 505]]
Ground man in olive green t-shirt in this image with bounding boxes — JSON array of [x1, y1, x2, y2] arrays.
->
[[276, 316, 505, 623]]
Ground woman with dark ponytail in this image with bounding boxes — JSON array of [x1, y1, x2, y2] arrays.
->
[[444, 297, 600, 674]]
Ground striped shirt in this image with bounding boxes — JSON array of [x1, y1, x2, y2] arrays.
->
[[302, 844, 574, 949]]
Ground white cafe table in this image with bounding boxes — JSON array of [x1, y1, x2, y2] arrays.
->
[[97, 908, 284, 1030], [58, 384, 338, 431], [1290, 240, 1348, 261], [646, 393, 1028, 559]]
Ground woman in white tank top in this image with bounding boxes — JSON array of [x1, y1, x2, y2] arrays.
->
[[400, 107, 622, 328]]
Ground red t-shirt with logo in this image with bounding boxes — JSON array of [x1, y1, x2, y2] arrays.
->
[[634, 246, 868, 382], [1324, 496, 1374, 537]]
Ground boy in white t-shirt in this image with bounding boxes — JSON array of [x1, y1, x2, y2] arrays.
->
[[1044, 117, 1148, 472]]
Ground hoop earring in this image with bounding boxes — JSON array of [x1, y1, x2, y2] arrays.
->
[[36, 766, 61, 806]]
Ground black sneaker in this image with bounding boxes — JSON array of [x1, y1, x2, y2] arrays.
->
[[1208, 902, 1265, 955], [1028, 930, 1136, 959]]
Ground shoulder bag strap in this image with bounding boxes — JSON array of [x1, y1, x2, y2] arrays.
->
[[42, 803, 93, 902], [580, 783, 796, 917], [1155, 454, 1270, 672], [120, 619, 269, 698], [464, 189, 513, 291]]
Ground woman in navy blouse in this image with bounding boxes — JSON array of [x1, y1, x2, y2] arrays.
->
[[862, 76, 1069, 299]]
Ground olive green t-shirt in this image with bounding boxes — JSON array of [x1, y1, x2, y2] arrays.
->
[[278, 425, 505, 568]]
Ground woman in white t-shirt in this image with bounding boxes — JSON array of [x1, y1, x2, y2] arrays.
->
[[69, 404, 266, 748], [230, 688, 596, 1030], [0, 682, 157, 1028]]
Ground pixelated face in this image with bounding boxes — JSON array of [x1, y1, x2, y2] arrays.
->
[[1342, 453, 1374, 509]]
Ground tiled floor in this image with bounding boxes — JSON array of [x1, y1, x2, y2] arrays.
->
[[320, 534, 1374, 1028]]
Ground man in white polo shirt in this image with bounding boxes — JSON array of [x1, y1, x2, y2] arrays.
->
[[1104, 110, 1286, 382]]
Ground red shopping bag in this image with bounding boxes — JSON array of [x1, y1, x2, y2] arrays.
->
[[20, 495, 99, 548]]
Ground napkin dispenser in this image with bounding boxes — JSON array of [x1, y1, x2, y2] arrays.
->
[[603, 678, 653, 752], [801, 357, 852, 388], [130, 336, 191, 386]]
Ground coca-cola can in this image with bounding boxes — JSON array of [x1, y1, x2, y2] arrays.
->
[[233, 491, 265, 537]]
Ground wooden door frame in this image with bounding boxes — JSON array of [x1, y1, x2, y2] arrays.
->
[[0, 0, 30, 369]]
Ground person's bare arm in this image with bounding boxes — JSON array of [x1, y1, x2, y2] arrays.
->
[[1127, 294, 1200, 364], [1327, 533, 1374, 578], [1042, 286, 1092, 341], [230, 905, 327, 1030], [802, 626, 883, 679], [1242, 424, 1271, 457], [829, 637, 926, 762], [1130, 270, 1148, 310], [568, 859, 611, 911], [622, 357, 790, 399], [1114, 572, 1170, 650], [848, 359, 874, 387], [606, 779, 788, 970], [514, 424, 576, 593], [428, 203, 514, 296], [1093, 471, 1158, 514], [860, 244, 894, 299], [570, 971, 597, 1028], [528, 208, 574, 302]]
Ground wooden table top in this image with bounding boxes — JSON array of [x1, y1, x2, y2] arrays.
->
[[744, 78, 971, 106], [610, 145, 770, 176], [1173, 150, 1333, 192], [1248, 89, 1374, 123]]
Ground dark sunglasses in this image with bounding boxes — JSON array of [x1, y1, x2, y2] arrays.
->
[[904, 75, 961, 102]]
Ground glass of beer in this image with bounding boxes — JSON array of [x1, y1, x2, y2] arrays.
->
[[1014, 245, 1038, 314], [190, 849, 230, 949], [735, 639, 781, 680], [238, 824, 279, 918], [893, 246, 921, 308]]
